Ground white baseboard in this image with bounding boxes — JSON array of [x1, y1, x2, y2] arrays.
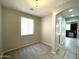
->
[[0, 52, 3, 59], [52, 51, 56, 55], [41, 41, 52, 47], [41, 42, 57, 55], [3, 41, 39, 54]]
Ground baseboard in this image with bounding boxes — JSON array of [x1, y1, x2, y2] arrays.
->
[[3, 40, 39, 54], [41, 41, 52, 47], [0, 52, 3, 59], [51, 51, 56, 55]]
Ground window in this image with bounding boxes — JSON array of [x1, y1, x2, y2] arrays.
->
[[21, 17, 34, 36], [66, 24, 70, 30]]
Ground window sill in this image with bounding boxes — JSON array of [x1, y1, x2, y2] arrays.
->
[[21, 34, 34, 37]]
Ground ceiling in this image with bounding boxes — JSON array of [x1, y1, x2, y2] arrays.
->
[[62, 7, 79, 18], [1, 0, 70, 17]]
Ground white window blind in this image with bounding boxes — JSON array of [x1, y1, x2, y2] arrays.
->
[[21, 17, 34, 36]]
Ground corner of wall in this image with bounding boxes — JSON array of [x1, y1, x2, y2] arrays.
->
[[0, 3, 3, 59]]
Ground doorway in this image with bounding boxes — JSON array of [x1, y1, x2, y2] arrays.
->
[[66, 23, 77, 38], [55, 7, 79, 59]]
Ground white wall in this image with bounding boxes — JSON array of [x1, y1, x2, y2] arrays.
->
[[2, 7, 41, 52], [41, 15, 52, 47], [0, 3, 2, 59]]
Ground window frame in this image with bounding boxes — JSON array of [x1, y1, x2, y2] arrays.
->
[[21, 16, 35, 36]]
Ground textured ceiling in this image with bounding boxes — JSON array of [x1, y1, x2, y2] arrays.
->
[[1, 0, 70, 17]]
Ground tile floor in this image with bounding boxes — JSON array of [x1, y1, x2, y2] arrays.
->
[[57, 37, 79, 59]]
